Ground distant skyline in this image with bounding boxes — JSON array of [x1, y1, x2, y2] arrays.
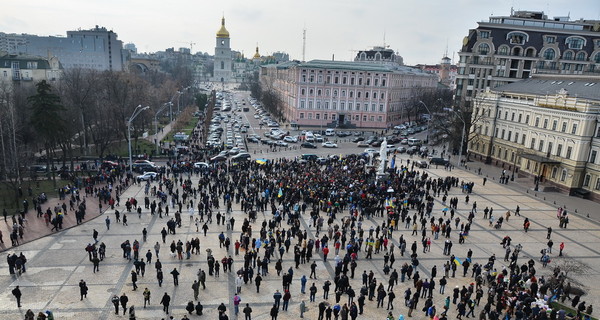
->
[[1, 0, 599, 65]]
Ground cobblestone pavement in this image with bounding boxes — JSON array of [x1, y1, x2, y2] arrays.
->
[[1, 156, 599, 320]]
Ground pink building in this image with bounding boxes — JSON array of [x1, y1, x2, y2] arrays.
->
[[260, 59, 437, 129]]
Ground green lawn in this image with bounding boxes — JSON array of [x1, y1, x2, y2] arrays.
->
[[549, 301, 596, 319], [0, 179, 70, 213]]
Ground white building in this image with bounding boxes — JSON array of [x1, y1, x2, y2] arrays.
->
[[212, 17, 233, 83], [260, 59, 437, 129], [0, 26, 126, 71], [469, 75, 600, 200]]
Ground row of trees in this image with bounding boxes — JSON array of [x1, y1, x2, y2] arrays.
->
[[0, 68, 195, 206]]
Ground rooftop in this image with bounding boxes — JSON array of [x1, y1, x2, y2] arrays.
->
[[493, 76, 600, 101], [266, 59, 432, 76]]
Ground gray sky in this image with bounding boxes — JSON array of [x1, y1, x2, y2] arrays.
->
[[2, 0, 599, 65]]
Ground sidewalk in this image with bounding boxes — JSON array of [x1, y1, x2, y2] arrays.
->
[[459, 157, 600, 224], [0, 186, 105, 253]]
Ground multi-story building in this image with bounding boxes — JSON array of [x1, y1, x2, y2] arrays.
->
[[0, 52, 61, 86], [1, 26, 127, 71], [469, 75, 600, 200], [260, 58, 437, 129], [456, 10, 600, 103]]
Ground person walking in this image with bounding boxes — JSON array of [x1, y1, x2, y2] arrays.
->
[[131, 270, 138, 291], [192, 280, 200, 300], [170, 268, 179, 286], [112, 295, 120, 314], [143, 288, 151, 308], [79, 280, 88, 300], [233, 293, 242, 315], [282, 290, 291, 311], [243, 303, 253, 320], [270, 304, 279, 320], [160, 292, 171, 314], [12, 285, 22, 308], [273, 290, 282, 309], [120, 293, 129, 315]]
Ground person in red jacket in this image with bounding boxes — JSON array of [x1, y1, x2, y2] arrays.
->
[[322, 246, 330, 261]]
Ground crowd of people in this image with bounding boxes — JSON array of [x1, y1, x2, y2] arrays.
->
[[4, 133, 596, 320]]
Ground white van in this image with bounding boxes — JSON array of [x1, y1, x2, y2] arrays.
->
[[407, 138, 422, 146], [325, 128, 335, 136], [305, 132, 315, 142]]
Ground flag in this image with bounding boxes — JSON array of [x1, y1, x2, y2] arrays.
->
[[454, 257, 463, 266], [278, 188, 283, 198], [256, 159, 267, 165]]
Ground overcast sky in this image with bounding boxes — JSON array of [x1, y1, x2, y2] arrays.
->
[[2, 0, 599, 65]]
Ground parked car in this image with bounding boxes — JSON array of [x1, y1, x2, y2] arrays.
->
[[193, 162, 209, 169], [136, 172, 159, 181], [429, 157, 449, 165], [357, 141, 369, 147], [301, 142, 317, 149], [352, 137, 365, 143], [396, 146, 407, 153], [232, 153, 251, 161], [321, 141, 338, 148], [415, 160, 428, 168]]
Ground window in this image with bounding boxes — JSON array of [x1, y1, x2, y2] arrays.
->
[[564, 51, 573, 60], [543, 119, 548, 129], [501, 129, 505, 139], [538, 140, 544, 152], [301, 89, 306, 95], [530, 138, 536, 149], [315, 113, 320, 120], [552, 120, 557, 131], [308, 113, 312, 119], [499, 46, 509, 55], [518, 114, 522, 122], [514, 132, 519, 143], [478, 43, 490, 55], [535, 118, 540, 127], [507, 131, 512, 141], [504, 112, 508, 120], [583, 174, 591, 187], [551, 167, 558, 179], [592, 150, 598, 163], [299, 113, 305, 119], [521, 135, 526, 145], [308, 101, 313, 109], [596, 178, 600, 190], [545, 36, 556, 44], [561, 122, 567, 132], [511, 113, 515, 121], [334, 77, 339, 84], [556, 144, 563, 157], [595, 53, 600, 64], [560, 169, 567, 182], [576, 52, 586, 61], [300, 100, 305, 109], [566, 36, 585, 50], [547, 142, 553, 154], [571, 123, 578, 134], [317, 90, 322, 96], [220, 61, 225, 69], [543, 48, 556, 60], [566, 146, 572, 159], [507, 32, 527, 45], [525, 115, 530, 124], [479, 31, 490, 39]]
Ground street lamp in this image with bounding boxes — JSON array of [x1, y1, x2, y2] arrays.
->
[[418, 101, 432, 143], [154, 103, 170, 155], [451, 109, 467, 167], [128, 105, 150, 173]]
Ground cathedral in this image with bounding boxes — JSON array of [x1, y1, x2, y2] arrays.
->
[[212, 17, 233, 83]]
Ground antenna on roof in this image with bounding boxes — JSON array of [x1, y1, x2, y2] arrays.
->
[[302, 25, 306, 62]]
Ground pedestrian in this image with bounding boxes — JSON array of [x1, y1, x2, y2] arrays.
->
[[111, 295, 120, 314], [233, 293, 242, 315], [559, 242, 565, 256], [243, 303, 253, 320], [192, 280, 200, 300], [131, 270, 138, 291], [79, 280, 88, 300], [170, 267, 179, 286], [143, 288, 151, 308], [12, 285, 22, 307], [270, 304, 279, 320], [120, 293, 129, 315], [300, 300, 307, 318], [160, 292, 171, 314]]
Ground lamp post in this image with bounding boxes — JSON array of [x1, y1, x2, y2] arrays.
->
[[418, 101, 432, 143], [154, 103, 170, 155], [128, 105, 150, 173], [451, 108, 467, 167]]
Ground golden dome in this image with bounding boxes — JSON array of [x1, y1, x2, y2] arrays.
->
[[216, 17, 230, 38], [253, 46, 261, 59]]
